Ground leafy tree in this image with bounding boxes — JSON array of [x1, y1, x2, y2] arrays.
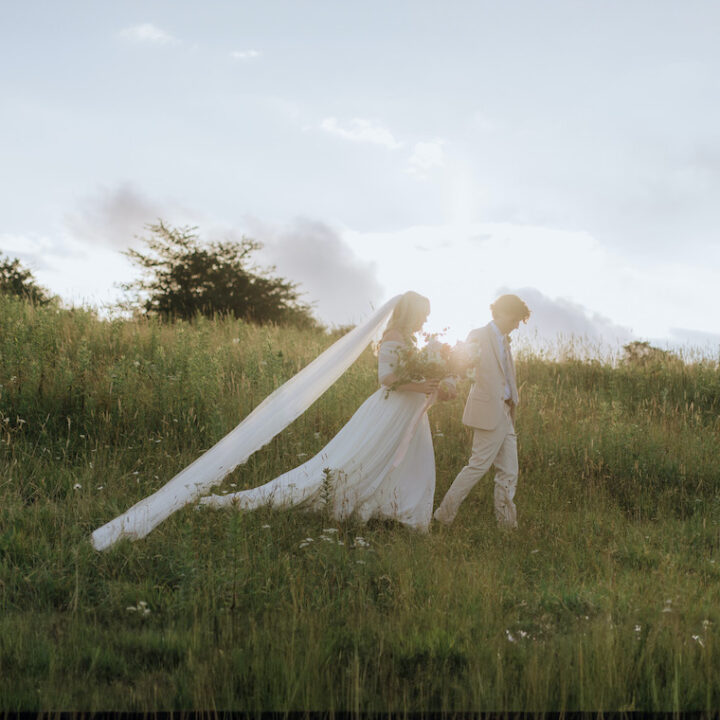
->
[[0, 254, 51, 305], [121, 221, 316, 327]]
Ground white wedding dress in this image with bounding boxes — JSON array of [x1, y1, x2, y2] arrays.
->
[[90, 296, 438, 550], [200, 340, 436, 530]]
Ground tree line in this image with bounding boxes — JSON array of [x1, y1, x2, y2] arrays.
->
[[1, 221, 316, 327]]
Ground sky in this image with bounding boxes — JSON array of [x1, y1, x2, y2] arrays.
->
[[2, 0, 719, 353]]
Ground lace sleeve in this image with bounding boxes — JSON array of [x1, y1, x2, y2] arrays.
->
[[378, 341, 402, 385]]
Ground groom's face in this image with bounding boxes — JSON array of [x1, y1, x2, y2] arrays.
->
[[495, 312, 522, 335]]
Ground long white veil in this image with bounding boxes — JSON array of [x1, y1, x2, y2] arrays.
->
[[91, 295, 402, 551]]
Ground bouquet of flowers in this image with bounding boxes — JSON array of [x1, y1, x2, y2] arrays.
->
[[387, 333, 462, 400]]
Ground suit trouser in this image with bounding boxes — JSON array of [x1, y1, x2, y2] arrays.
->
[[434, 404, 518, 527]]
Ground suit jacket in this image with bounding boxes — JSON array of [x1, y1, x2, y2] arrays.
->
[[461, 324, 518, 430]]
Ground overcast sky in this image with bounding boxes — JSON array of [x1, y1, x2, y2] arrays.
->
[[2, 1, 719, 351]]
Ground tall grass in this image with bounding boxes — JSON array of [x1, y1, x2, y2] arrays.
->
[[1, 294, 719, 712]]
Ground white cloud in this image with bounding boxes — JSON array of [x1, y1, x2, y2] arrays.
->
[[65, 183, 196, 249], [241, 217, 384, 326], [506, 286, 635, 352], [406, 139, 447, 179], [230, 49, 261, 61], [342, 221, 720, 345], [119, 23, 179, 45], [319, 117, 403, 150]]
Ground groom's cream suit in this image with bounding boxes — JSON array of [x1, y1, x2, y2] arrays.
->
[[434, 322, 519, 527]]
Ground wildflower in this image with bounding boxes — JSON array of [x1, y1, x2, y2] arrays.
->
[[692, 634, 705, 647], [299, 542, 310, 548], [96, 485, 104, 490], [303, 537, 314, 543], [530, 549, 539, 554], [230, 483, 237, 487], [261, 524, 271, 529], [356, 560, 366, 565], [232, 338, 241, 344], [297, 453, 308, 459], [323, 528, 339, 534], [517, 630, 529, 639], [703, 619, 712, 630], [73, 483, 82, 490], [505, 630, 516, 643], [353, 537, 370, 548], [634, 624, 641, 633], [127, 601, 150, 616]]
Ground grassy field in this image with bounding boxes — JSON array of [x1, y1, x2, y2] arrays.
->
[[1, 293, 720, 712]]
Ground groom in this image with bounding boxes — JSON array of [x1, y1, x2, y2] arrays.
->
[[434, 294, 531, 528]]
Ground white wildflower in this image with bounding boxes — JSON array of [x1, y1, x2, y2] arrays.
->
[[261, 524, 271, 529], [505, 630, 515, 643], [692, 634, 705, 647], [73, 483, 81, 490], [323, 528, 339, 534], [96, 485, 104, 490], [126, 606, 137, 612]]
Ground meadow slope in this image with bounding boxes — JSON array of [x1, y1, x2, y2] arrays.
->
[[1, 295, 720, 712]]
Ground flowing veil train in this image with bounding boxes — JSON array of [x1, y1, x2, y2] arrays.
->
[[90, 296, 402, 551]]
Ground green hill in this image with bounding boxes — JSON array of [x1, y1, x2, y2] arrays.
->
[[1, 293, 719, 711]]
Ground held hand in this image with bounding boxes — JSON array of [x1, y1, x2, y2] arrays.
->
[[417, 378, 440, 395]]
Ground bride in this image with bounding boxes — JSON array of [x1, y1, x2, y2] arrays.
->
[[91, 291, 445, 550], [200, 290, 442, 530]]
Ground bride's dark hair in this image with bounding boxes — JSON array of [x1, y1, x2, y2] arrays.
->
[[382, 291, 430, 340]]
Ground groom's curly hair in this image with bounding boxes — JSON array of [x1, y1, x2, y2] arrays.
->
[[491, 294, 530, 323]]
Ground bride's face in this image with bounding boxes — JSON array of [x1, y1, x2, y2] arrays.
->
[[412, 305, 430, 332]]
